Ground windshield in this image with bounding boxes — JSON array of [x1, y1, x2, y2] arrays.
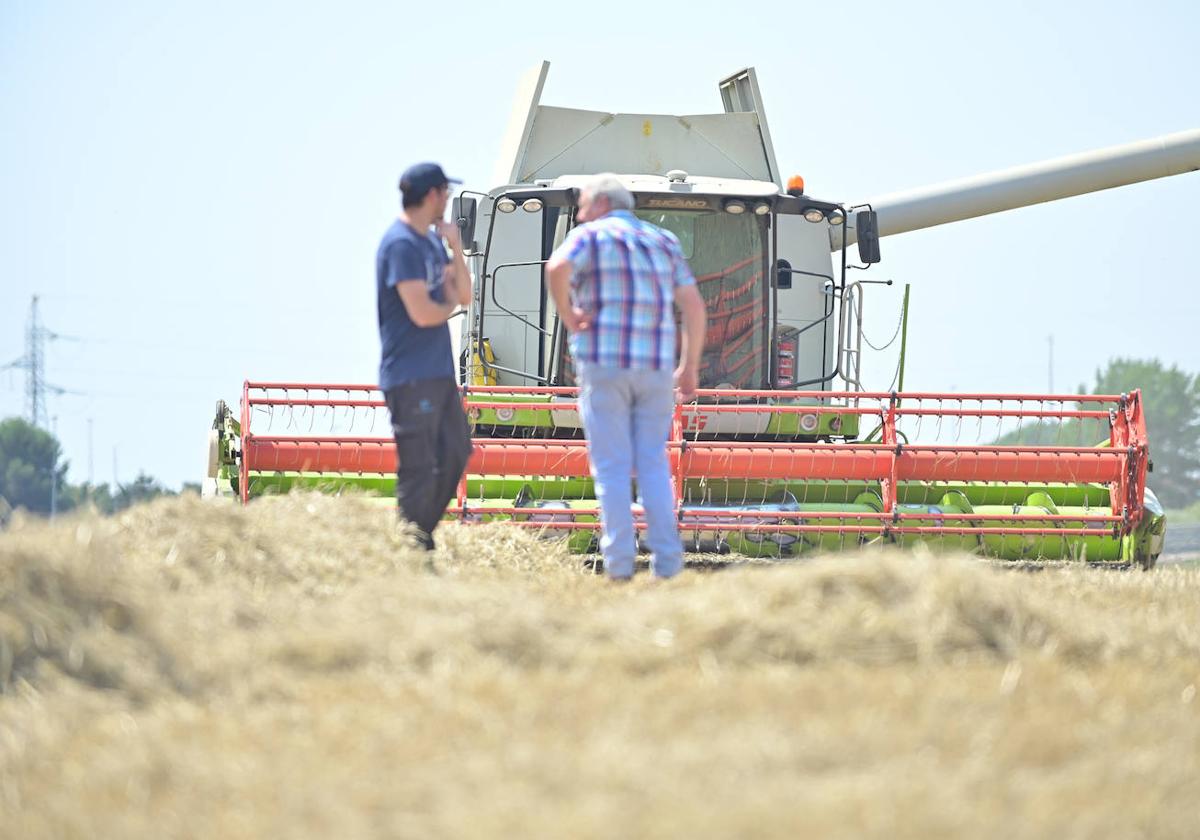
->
[[636, 209, 768, 389]]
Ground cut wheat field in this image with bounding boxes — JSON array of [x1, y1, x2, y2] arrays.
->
[[2, 494, 1198, 839]]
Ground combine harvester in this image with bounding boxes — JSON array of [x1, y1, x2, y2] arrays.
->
[[206, 63, 1200, 567]]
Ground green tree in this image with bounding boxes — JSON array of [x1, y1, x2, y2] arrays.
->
[[1087, 358, 1200, 508], [65, 482, 116, 515], [990, 358, 1200, 508], [114, 471, 174, 510], [0, 417, 69, 515]]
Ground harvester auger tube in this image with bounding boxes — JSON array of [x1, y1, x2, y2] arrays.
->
[[833, 128, 1200, 250]]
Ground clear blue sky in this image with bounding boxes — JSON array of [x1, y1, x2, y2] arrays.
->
[[2, 0, 1198, 490]]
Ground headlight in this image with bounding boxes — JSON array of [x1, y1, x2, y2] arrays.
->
[[522, 198, 543, 213], [803, 207, 825, 223], [723, 199, 746, 215], [496, 197, 517, 213]]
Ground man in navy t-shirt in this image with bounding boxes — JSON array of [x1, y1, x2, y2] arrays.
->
[[377, 162, 473, 550]]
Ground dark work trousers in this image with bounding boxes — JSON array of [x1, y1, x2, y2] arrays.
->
[[384, 378, 473, 550]]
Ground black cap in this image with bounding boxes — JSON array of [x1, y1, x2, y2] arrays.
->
[[398, 162, 462, 198]]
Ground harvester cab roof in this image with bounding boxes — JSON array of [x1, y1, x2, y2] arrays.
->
[[489, 174, 851, 226]]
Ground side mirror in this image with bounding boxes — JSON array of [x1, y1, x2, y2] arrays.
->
[[452, 196, 478, 253], [775, 259, 793, 289], [855, 209, 881, 264]]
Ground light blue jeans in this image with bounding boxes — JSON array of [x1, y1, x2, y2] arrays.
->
[[576, 361, 683, 579]]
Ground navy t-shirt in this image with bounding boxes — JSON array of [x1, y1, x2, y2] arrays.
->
[[377, 219, 454, 389]]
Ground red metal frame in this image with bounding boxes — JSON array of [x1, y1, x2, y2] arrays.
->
[[239, 380, 250, 505], [236, 381, 1150, 539]]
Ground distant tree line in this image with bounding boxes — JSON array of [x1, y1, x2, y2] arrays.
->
[[0, 417, 197, 524]]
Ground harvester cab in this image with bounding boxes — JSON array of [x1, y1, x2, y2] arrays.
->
[[461, 172, 872, 440], [208, 61, 1200, 566]]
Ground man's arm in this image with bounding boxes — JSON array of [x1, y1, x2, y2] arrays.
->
[[385, 236, 462, 327], [544, 254, 590, 332], [396, 281, 459, 327], [666, 232, 706, 401], [674, 284, 706, 401], [435, 221, 472, 307]]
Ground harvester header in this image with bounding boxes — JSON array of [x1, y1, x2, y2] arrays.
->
[[211, 381, 1161, 565]]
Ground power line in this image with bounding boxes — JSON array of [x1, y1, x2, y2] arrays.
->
[[27, 296, 46, 428], [2, 296, 85, 429]]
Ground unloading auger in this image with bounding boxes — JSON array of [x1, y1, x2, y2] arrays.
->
[[206, 63, 1196, 567]]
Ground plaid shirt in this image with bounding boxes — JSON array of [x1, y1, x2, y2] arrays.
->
[[554, 210, 696, 370]]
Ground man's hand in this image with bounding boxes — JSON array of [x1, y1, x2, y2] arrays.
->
[[561, 306, 591, 333], [434, 220, 463, 252], [436, 220, 472, 306], [674, 362, 699, 402]]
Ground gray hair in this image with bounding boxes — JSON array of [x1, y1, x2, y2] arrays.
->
[[582, 173, 635, 212]]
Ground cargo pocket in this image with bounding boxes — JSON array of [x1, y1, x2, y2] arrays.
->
[[392, 399, 438, 472]]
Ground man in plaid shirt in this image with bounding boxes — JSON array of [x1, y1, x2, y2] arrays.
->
[[545, 174, 707, 580]]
